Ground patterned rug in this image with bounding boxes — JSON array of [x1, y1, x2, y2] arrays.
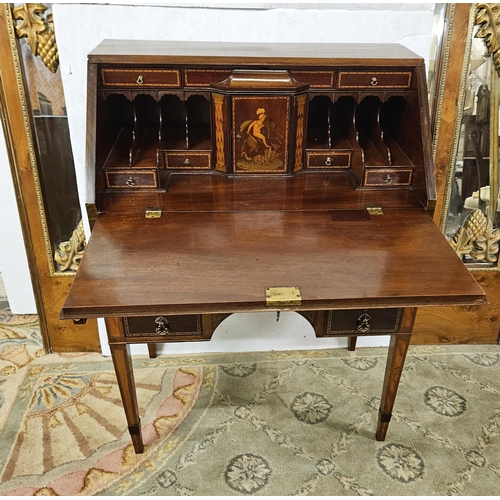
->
[[1, 275, 500, 495], [1, 330, 500, 495]]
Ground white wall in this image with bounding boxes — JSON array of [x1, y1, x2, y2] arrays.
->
[[0, 129, 37, 313], [0, 2, 436, 353]]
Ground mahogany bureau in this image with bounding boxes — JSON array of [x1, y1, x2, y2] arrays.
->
[[61, 40, 486, 454]]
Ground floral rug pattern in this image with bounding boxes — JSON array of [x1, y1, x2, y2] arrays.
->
[[0, 339, 500, 495], [2, 276, 500, 495]]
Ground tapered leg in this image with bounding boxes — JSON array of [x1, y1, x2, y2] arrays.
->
[[110, 343, 144, 453], [376, 333, 411, 441], [347, 336, 357, 351], [147, 343, 158, 358]]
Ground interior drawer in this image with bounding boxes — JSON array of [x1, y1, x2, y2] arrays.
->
[[364, 168, 412, 187], [326, 309, 403, 335], [338, 71, 412, 89], [184, 69, 232, 87], [290, 70, 335, 88], [124, 315, 203, 338], [164, 152, 212, 170], [105, 169, 159, 189], [306, 151, 351, 169], [101, 68, 181, 88]]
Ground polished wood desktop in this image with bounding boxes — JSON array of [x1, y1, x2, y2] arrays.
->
[[61, 40, 486, 453]]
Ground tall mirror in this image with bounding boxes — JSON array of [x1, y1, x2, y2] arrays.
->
[[0, 4, 99, 352], [13, 3, 85, 273], [442, 4, 500, 268]]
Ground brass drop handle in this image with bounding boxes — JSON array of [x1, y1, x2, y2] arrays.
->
[[126, 176, 136, 186], [183, 158, 190, 165], [370, 77, 378, 86], [324, 157, 332, 166], [356, 312, 371, 333], [384, 174, 393, 184], [136, 75, 144, 84], [155, 316, 170, 335]]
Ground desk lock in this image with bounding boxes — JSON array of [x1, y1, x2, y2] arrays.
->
[[155, 316, 170, 335], [356, 312, 371, 333]]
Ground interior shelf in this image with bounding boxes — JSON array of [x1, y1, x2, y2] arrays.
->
[[99, 92, 213, 170], [305, 93, 414, 172], [98, 86, 414, 181]]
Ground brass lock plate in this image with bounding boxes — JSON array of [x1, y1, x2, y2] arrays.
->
[[365, 204, 384, 216], [145, 206, 162, 218], [265, 286, 302, 306]]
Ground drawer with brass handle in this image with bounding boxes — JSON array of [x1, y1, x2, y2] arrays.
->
[[123, 315, 204, 339], [326, 309, 403, 335], [337, 71, 412, 89], [164, 152, 212, 170], [306, 151, 352, 169], [101, 68, 181, 88], [105, 169, 159, 189], [363, 168, 412, 187]]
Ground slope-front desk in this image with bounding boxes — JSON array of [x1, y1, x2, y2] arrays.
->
[[61, 40, 486, 453]]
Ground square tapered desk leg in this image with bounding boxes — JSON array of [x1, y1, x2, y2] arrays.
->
[[106, 318, 145, 454], [347, 336, 357, 351], [376, 333, 411, 441]]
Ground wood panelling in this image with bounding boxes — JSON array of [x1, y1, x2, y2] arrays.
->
[[413, 271, 500, 344]]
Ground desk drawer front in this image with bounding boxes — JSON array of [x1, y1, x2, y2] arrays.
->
[[326, 308, 402, 335], [105, 169, 159, 189], [306, 151, 351, 169], [184, 69, 232, 87], [164, 152, 212, 170], [290, 71, 335, 88], [338, 71, 412, 89], [101, 68, 181, 88], [364, 168, 412, 187], [124, 315, 202, 338]]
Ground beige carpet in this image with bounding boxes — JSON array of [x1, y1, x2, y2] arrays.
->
[[1, 309, 500, 496], [2, 274, 500, 495]]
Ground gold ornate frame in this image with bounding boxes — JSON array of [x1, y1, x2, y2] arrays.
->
[[439, 3, 500, 270], [0, 4, 99, 351]]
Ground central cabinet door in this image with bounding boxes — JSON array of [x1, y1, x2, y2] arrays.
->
[[211, 69, 308, 174], [232, 95, 290, 174]]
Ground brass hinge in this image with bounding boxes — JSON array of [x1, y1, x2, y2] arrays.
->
[[85, 203, 99, 231], [265, 286, 302, 306], [366, 204, 384, 215], [145, 206, 162, 218]]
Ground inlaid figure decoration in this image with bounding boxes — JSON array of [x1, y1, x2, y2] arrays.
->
[[233, 96, 288, 173], [238, 107, 283, 170]]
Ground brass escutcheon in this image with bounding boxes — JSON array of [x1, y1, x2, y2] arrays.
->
[[370, 77, 378, 86], [155, 316, 170, 335], [356, 312, 371, 333]]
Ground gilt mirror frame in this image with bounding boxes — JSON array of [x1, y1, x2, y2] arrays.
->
[[436, 3, 500, 270], [0, 3, 99, 352]]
